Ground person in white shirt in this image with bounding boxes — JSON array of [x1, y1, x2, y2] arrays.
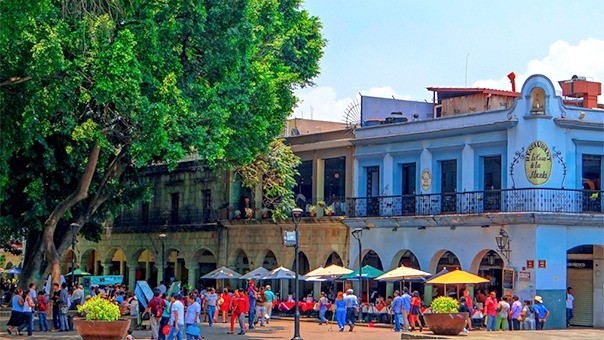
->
[[566, 287, 574, 327], [167, 293, 184, 340]]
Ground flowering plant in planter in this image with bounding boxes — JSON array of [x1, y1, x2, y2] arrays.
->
[[308, 205, 317, 216], [430, 296, 459, 313], [77, 295, 120, 321], [324, 206, 333, 216], [317, 200, 326, 208]]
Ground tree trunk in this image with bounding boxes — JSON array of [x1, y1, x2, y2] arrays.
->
[[41, 142, 100, 287]]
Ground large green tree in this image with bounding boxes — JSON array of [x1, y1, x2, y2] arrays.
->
[[0, 0, 324, 286]]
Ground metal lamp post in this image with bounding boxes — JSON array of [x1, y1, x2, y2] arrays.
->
[[159, 233, 166, 282], [351, 227, 364, 322], [495, 228, 511, 264], [291, 207, 303, 340], [70, 223, 79, 286]]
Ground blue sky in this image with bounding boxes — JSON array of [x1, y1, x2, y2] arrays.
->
[[295, 0, 604, 122]]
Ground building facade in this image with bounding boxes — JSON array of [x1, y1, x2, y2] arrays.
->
[[70, 120, 354, 297], [345, 74, 603, 329]]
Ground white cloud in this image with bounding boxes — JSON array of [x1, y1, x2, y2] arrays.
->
[[473, 38, 604, 98]]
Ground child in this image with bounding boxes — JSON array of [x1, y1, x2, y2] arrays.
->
[[126, 329, 134, 340]]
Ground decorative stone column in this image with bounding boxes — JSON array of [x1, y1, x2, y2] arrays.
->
[[128, 267, 137, 288], [103, 262, 111, 276]]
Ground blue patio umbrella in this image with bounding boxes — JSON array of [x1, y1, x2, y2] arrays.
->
[[7, 267, 21, 275]]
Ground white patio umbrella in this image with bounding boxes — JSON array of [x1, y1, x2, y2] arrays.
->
[[376, 265, 432, 291], [239, 266, 271, 280]]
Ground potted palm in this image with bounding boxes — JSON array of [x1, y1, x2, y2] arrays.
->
[[74, 295, 131, 340], [423, 296, 468, 335], [308, 205, 317, 217]]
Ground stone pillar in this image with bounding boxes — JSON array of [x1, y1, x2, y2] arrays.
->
[[316, 158, 325, 201], [189, 267, 199, 290], [128, 267, 137, 288], [461, 144, 474, 192], [103, 262, 111, 276], [156, 263, 164, 285], [120, 261, 125, 276], [313, 282, 321, 301], [424, 284, 433, 305], [386, 282, 394, 299], [145, 261, 152, 281], [382, 153, 393, 195]]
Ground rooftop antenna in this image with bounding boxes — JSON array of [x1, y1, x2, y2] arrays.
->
[[465, 52, 470, 87]]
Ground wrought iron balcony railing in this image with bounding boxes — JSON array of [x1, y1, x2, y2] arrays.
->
[[113, 207, 218, 232], [347, 188, 603, 218]]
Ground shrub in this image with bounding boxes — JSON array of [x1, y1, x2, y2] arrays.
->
[[430, 296, 459, 313], [77, 295, 121, 321]]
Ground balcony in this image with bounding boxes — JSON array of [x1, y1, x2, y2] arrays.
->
[[113, 207, 220, 233], [347, 188, 603, 218]]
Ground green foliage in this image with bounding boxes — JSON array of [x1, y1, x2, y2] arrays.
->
[[236, 139, 301, 222], [0, 0, 324, 254], [77, 295, 121, 321], [431, 296, 459, 313]]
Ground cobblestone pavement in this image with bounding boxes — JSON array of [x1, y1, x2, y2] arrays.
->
[[1, 318, 604, 340]]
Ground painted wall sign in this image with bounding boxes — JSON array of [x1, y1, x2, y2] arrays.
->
[[526, 260, 535, 269], [518, 271, 531, 282], [524, 141, 552, 185], [567, 259, 593, 269], [421, 168, 432, 191], [502, 268, 515, 290], [538, 259, 547, 269]]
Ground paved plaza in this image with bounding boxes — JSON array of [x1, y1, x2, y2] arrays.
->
[[1, 317, 604, 340]]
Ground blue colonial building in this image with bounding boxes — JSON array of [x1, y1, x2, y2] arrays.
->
[[345, 74, 603, 329]]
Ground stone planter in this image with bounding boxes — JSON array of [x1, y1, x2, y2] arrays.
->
[[74, 318, 131, 340], [423, 312, 468, 336]]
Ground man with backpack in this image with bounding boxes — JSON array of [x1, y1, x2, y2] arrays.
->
[[143, 289, 167, 340]]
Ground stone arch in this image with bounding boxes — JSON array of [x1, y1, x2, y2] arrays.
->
[[105, 247, 128, 276], [390, 249, 421, 270], [165, 247, 188, 284], [80, 248, 101, 275], [292, 251, 311, 275], [131, 248, 157, 287], [325, 251, 344, 267], [262, 250, 279, 270], [429, 249, 461, 273], [469, 249, 504, 274], [361, 249, 383, 270], [191, 248, 217, 289], [231, 249, 250, 274], [62, 249, 76, 274]]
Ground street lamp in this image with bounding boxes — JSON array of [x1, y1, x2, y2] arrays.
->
[[70, 223, 80, 286], [351, 227, 365, 322], [158, 233, 166, 282], [495, 228, 511, 264], [291, 207, 303, 340]]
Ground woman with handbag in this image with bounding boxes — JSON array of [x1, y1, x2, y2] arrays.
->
[[409, 291, 423, 332]]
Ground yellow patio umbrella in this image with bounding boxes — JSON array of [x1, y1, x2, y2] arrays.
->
[[425, 269, 488, 285], [425, 269, 488, 298]]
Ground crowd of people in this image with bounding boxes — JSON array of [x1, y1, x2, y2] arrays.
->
[[2, 277, 570, 338]]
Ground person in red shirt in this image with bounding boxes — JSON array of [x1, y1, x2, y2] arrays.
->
[[228, 290, 248, 335], [483, 291, 498, 331], [218, 288, 232, 323]]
